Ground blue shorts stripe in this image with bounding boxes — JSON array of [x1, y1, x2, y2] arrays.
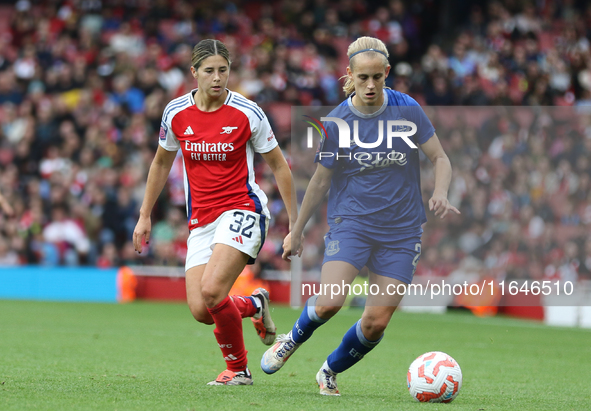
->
[[186, 188, 192, 224], [247, 187, 262, 213], [257, 215, 266, 255], [245, 171, 262, 213]]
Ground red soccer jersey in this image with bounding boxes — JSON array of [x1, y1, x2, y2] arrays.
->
[[159, 89, 278, 230]]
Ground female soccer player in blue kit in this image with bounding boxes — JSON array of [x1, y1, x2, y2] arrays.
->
[[261, 36, 460, 395]]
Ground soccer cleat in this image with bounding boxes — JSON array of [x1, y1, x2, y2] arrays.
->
[[316, 361, 340, 396], [251, 288, 276, 345], [206, 369, 253, 386], [260, 331, 301, 374]]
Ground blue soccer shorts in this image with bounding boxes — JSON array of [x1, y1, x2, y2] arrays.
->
[[322, 219, 422, 284]]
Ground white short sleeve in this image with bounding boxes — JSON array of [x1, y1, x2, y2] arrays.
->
[[251, 114, 279, 154], [159, 96, 191, 151], [158, 120, 180, 151]]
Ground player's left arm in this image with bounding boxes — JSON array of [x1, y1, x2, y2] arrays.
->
[[260, 146, 296, 229], [420, 134, 460, 219]]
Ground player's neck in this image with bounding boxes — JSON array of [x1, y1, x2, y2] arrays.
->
[[194, 89, 227, 112], [351, 92, 384, 114]]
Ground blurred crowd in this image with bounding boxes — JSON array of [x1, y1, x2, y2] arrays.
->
[[418, 107, 591, 284], [293, 106, 591, 284], [0, 0, 590, 283]]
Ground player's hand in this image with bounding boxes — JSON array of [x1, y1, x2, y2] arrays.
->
[[429, 194, 460, 219], [133, 215, 152, 253], [282, 231, 304, 261]]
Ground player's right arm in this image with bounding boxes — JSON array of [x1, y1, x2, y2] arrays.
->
[[133, 146, 177, 253], [282, 163, 334, 260]]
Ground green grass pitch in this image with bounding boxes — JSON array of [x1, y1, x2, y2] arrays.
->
[[1, 299, 589, 410]]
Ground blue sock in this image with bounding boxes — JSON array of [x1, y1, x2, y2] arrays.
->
[[291, 295, 327, 344], [326, 320, 383, 373]]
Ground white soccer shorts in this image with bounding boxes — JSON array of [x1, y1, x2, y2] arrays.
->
[[185, 209, 269, 271]]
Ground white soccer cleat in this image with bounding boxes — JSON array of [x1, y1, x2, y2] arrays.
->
[[251, 288, 276, 345], [206, 369, 253, 386], [260, 331, 301, 374], [316, 361, 340, 396]]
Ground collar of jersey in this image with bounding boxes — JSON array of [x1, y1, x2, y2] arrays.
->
[[347, 89, 389, 119]]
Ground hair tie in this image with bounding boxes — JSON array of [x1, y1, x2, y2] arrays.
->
[[349, 48, 388, 60]]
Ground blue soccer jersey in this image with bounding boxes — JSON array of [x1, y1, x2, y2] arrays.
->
[[315, 88, 435, 236]]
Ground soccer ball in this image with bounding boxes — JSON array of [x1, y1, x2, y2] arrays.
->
[[407, 351, 462, 403]]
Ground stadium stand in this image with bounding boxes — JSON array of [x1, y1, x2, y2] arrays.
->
[[0, 0, 590, 288]]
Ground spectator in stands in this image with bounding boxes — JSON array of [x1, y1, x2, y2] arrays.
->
[[0, 0, 588, 287], [424, 75, 455, 105], [109, 73, 145, 114], [0, 235, 19, 266], [42, 204, 91, 265], [0, 190, 14, 217]]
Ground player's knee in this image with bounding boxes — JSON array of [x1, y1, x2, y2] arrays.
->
[[315, 304, 341, 319], [200, 285, 224, 309], [361, 317, 389, 340], [189, 306, 214, 325]]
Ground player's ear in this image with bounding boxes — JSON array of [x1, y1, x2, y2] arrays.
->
[[384, 65, 391, 78], [190, 66, 198, 79], [346, 66, 352, 79]]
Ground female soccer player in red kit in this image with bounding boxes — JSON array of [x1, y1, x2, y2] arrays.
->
[[133, 39, 295, 385]]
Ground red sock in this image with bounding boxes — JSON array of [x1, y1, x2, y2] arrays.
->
[[231, 295, 258, 318], [207, 296, 248, 372]]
